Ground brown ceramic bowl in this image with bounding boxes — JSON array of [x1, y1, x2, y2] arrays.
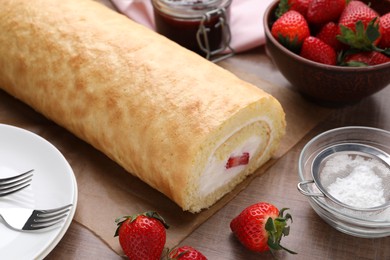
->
[[263, 0, 390, 104]]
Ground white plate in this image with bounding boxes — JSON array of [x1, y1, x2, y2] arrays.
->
[[0, 124, 78, 260]]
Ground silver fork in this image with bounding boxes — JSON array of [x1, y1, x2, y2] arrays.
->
[[0, 204, 73, 231], [0, 169, 34, 197]]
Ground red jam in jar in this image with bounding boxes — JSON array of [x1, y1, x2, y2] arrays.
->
[[152, 0, 234, 62]]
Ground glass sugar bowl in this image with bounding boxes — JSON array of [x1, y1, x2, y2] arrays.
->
[[297, 126, 390, 238], [152, 0, 234, 62]]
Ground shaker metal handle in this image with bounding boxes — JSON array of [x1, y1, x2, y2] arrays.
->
[[297, 180, 325, 197]]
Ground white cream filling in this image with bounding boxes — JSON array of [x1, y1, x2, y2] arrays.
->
[[198, 117, 272, 197]]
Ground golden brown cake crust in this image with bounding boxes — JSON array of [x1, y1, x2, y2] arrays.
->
[[0, 0, 285, 212]]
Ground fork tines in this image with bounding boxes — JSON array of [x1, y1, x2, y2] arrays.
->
[[0, 169, 34, 197], [26, 204, 73, 230]]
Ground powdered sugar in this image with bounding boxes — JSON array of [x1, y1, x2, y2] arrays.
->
[[321, 154, 390, 209]]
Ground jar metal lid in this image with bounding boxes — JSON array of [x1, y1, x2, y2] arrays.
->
[[152, 0, 232, 20]]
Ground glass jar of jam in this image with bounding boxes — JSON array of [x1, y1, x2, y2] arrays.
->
[[152, 0, 234, 62]]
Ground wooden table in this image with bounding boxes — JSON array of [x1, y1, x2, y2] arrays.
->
[[10, 0, 390, 259]]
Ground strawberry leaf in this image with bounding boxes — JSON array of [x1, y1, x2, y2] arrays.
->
[[337, 25, 355, 44], [265, 217, 277, 235], [264, 210, 297, 255], [346, 61, 369, 67], [144, 211, 170, 229], [366, 19, 381, 43], [279, 208, 292, 220], [275, 0, 290, 18], [337, 18, 380, 51], [114, 211, 169, 237], [282, 225, 291, 236], [337, 48, 361, 65], [277, 34, 302, 53], [114, 215, 134, 237]]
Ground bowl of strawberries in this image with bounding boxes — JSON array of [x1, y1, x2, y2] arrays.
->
[[264, 0, 390, 104]]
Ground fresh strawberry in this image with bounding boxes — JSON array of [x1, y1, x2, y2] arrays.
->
[[230, 202, 295, 254], [338, 0, 381, 46], [115, 211, 169, 260], [168, 246, 207, 260], [276, 0, 312, 17], [379, 13, 390, 48], [225, 152, 250, 169], [316, 22, 347, 51], [339, 1, 380, 31], [344, 51, 390, 65], [289, 0, 312, 17], [306, 0, 346, 25], [300, 36, 337, 65], [271, 10, 311, 52]]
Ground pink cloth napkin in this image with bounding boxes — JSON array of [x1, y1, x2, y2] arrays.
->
[[111, 0, 275, 53]]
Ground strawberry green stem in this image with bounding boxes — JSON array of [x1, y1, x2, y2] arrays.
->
[[265, 208, 297, 255]]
